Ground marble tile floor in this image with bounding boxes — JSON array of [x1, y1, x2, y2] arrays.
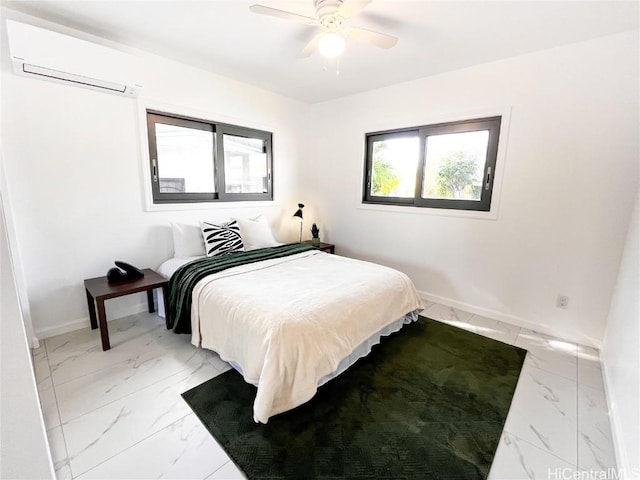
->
[[31, 303, 617, 480]]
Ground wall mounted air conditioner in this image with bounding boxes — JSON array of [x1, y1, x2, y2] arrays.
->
[[6, 20, 142, 97]]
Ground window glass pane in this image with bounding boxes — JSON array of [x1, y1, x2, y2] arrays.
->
[[421, 130, 489, 201], [155, 123, 215, 193], [223, 134, 268, 194], [370, 136, 419, 197]]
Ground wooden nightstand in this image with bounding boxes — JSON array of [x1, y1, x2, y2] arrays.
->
[[304, 240, 335, 254], [84, 269, 169, 351]]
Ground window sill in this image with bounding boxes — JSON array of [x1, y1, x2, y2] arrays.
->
[[356, 202, 499, 220]]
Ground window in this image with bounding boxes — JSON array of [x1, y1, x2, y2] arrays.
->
[[146, 111, 272, 203], [363, 116, 501, 212]]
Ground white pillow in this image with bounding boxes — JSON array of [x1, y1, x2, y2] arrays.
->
[[231, 215, 278, 250], [171, 222, 206, 258]]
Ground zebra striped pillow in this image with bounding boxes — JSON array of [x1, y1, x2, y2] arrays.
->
[[200, 220, 244, 257]]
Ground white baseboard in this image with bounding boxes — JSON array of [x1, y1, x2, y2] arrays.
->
[[417, 290, 602, 350], [36, 317, 90, 339], [34, 301, 148, 339]]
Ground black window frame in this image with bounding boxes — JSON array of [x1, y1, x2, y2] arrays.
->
[[147, 110, 273, 204], [363, 116, 501, 212]]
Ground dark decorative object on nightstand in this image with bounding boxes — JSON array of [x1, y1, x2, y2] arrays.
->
[[107, 261, 144, 284], [311, 223, 320, 245]]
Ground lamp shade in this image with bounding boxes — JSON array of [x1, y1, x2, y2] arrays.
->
[[293, 203, 304, 219]]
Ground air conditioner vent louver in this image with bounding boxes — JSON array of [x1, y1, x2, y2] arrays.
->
[[6, 20, 142, 98], [23, 64, 128, 93]]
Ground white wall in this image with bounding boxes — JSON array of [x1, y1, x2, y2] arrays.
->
[[0, 9, 308, 337], [300, 31, 639, 347], [603, 199, 639, 477], [0, 170, 54, 479]]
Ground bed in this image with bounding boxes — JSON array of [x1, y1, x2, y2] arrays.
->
[[161, 232, 423, 424]]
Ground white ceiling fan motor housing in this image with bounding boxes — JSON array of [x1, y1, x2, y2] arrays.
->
[[315, 0, 346, 27]]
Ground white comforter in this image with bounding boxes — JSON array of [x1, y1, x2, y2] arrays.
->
[[190, 250, 423, 423]]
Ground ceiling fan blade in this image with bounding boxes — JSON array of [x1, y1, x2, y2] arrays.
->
[[337, 0, 373, 18], [348, 26, 398, 49], [249, 5, 318, 25], [298, 33, 323, 58]]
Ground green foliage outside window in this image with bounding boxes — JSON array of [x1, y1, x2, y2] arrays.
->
[[436, 151, 481, 200], [371, 141, 400, 195]]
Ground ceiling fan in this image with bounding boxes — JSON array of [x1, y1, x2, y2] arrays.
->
[[249, 0, 398, 59]]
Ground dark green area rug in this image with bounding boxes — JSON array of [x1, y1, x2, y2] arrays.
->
[[182, 316, 526, 479]]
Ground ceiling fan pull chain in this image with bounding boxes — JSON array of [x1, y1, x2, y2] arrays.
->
[[336, 57, 340, 76]]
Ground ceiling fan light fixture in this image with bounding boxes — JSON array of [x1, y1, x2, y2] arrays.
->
[[318, 32, 345, 58]]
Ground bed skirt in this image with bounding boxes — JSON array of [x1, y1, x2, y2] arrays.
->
[[228, 310, 421, 388]]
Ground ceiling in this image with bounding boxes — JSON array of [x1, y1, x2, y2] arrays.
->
[[3, 0, 638, 103]]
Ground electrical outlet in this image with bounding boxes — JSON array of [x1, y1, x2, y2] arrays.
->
[[556, 295, 569, 309]]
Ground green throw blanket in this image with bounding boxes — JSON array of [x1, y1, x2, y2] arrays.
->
[[168, 243, 315, 334]]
